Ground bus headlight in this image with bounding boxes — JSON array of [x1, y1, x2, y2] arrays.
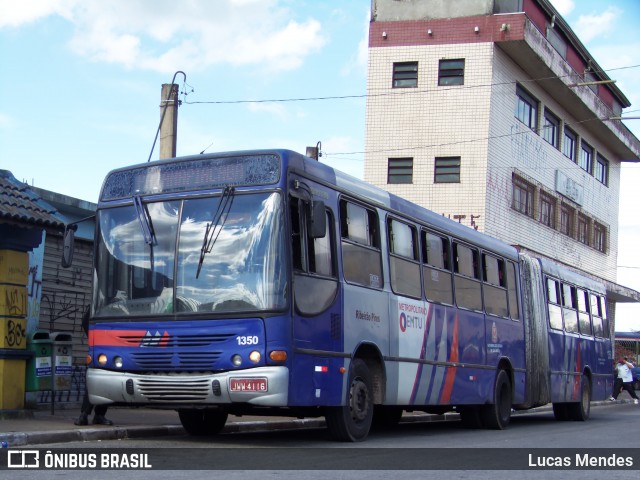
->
[[249, 351, 261, 363], [113, 356, 123, 368], [97, 354, 108, 366], [232, 354, 242, 366]]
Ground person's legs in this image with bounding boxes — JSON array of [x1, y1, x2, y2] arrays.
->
[[612, 378, 623, 399], [74, 391, 94, 425], [92, 404, 113, 425], [622, 382, 639, 402]]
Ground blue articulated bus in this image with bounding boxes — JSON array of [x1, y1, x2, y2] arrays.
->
[[75, 149, 612, 441]]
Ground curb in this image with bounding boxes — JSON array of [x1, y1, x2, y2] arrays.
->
[[0, 400, 620, 447]]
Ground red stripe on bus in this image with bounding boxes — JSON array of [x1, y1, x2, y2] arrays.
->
[[89, 330, 148, 347], [440, 313, 459, 404]]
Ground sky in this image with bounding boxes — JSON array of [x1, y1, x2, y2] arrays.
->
[[1, 0, 640, 331]]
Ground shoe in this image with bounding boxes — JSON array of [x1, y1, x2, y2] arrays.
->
[[92, 415, 114, 425], [74, 413, 89, 426], [634, 399, 638, 405], [609, 397, 615, 401]]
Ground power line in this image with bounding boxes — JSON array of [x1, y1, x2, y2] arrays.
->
[[183, 64, 640, 106]]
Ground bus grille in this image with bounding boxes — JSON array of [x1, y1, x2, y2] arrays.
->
[[131, 352, 222, 370], [136, 377, 211, 402], [117, 333, 235, 347]]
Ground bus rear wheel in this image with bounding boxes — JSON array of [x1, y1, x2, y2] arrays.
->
[[178, 409, 228, 436], [326, 358, 374, 442], [482, 369, 511, 430], [567, 376, 591, 421]]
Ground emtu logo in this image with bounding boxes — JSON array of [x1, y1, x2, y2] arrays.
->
[[399, 312, 407, 332], [139, 331, 169, 347]]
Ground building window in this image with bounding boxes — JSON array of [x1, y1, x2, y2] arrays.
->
[[563, 127, 577, 161], [577, 214, 589, 245], [593, 222, 606, 253], [560, 203, 574, 237], [595, 154, 609, 185], [392, 62, 418, 88], [515, 84, 538, 131], [579, 142, 593, 174], [542, 109, 560, 148], [512, 176, 534, 218], [438, 59, 465, 86], [434, 157, 461, 183], [388, 158, 413, 184], [539, 191, 555, 228], [546, 26, 567, 58]]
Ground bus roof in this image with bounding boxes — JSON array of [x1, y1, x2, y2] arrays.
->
[[103, 148, 519, 260], [538, 257, 605, 294]]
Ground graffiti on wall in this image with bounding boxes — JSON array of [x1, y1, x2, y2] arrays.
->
[[442, 213, 481, 230], [34, 288, 90, 405]]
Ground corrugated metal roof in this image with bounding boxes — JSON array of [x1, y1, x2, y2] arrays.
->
[[0, 170, 65, 229]]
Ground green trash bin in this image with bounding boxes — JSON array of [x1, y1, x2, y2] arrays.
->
[[25, 331, 52, 391], [51, 332, 73, 391]]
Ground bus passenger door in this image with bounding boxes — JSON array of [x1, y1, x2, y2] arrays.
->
[[289, 193, 344, 406]]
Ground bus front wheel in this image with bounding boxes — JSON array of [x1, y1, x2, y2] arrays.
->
[[326, 358, 374, 442], [178, 409, 228, 436]]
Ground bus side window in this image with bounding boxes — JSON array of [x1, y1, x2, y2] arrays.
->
[[483, 254, 508, 318], [290, 197, 304, 271], [506, 261, 520, 320], [547, 278, 563, 330], [290, 196, 335, 277], [577, 288, 592, 336], [452, 242, 482, 311], [291, 196, 338, 316], [388, 218, 421, 298], [561, 283, 579, 333], [590, 293, 604, 337], [340, 200, 383, 289], [422, 230, 453, 305]]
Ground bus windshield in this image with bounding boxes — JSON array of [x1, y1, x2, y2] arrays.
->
[[93, 191, 287, 317]]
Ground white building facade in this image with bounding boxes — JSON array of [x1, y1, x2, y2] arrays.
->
[[364, 0, 640, 316]]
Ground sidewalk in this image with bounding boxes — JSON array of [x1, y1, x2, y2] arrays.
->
[[0, 400, 620, 447]]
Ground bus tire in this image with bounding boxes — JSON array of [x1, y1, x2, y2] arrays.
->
[[482, 369, 511, 430], [326, 358, 374, 442], [178, 409, 228, 436], [568, 376, 591, 421]]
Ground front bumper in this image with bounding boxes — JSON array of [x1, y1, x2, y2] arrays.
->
[[87, 366, 289, 407]]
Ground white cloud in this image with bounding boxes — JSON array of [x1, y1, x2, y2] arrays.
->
[[548, 0, 575, 17], [0, 0, 77, 28], [573, 6, 621, 44], [4, 0, 326, 74]]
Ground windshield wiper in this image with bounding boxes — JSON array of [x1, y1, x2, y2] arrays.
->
[[196, 186, 235, 279], [133, 195, 156, 274], [133, 195, 156, 245]]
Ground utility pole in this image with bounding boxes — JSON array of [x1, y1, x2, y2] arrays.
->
[[159, 83, 178, 159]]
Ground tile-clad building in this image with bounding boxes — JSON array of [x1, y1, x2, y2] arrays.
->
[[364, 0, 640, 322]]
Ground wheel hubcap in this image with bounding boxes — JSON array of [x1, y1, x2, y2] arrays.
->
[[349, 378, 370, 422]]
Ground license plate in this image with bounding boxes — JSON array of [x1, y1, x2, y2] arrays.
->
[[229, 378, 268, 392]]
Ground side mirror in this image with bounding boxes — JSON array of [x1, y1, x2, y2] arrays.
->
[[307, 201, 327, 238], [61, 224, 77, 268]]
